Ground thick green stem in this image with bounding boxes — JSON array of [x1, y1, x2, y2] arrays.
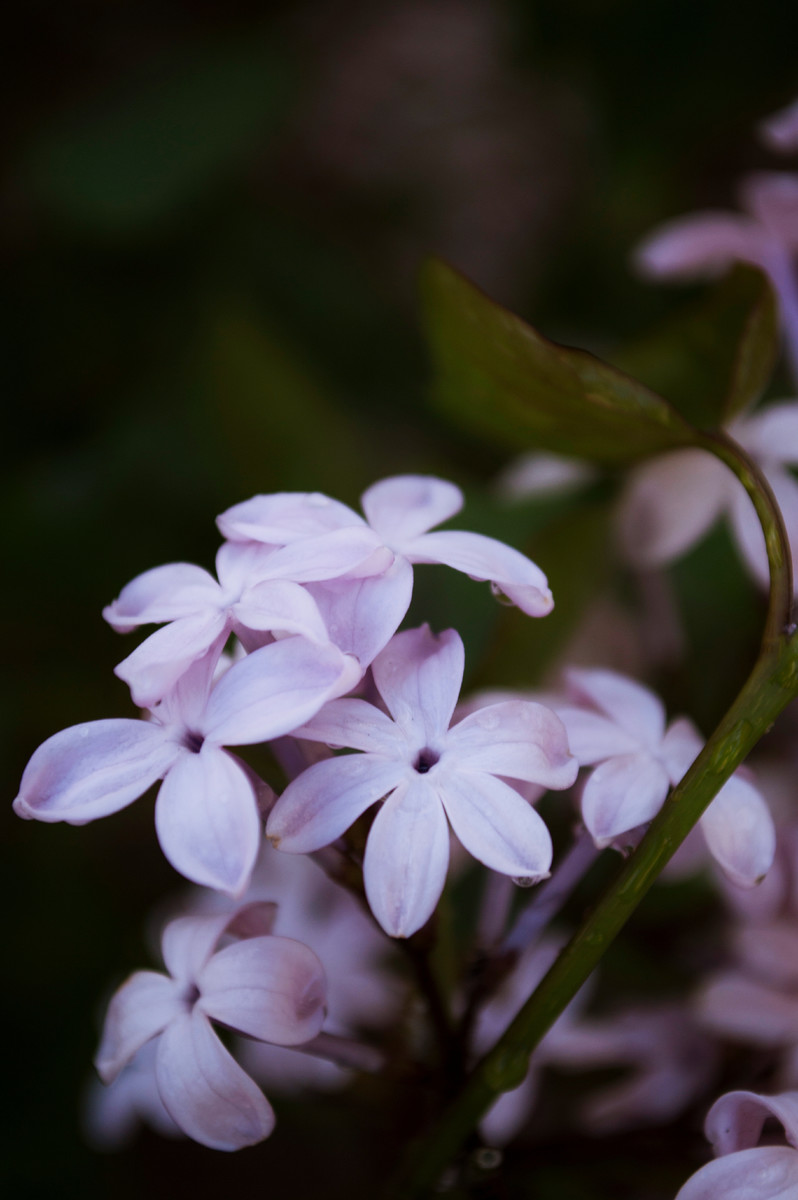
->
[[384, 435, 797, 1198]]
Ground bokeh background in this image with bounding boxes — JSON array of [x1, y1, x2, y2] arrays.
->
[[4, 2, 797, 1197]]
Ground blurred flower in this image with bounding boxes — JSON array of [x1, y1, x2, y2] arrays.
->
[[557, 668, 775, 887], [760, 97, 798, 154], [95, 903, 326, 1151], [268, 625, 576, 937]]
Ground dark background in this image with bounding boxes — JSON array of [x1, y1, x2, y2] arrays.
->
[[4, 2, 797, 1196]]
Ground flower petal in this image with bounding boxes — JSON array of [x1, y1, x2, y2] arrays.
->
[[406, 530, 553, 617], [740, 173, 798, 249], [446, 701, 577, 788], [154, 748, 260, 894], [363, 779, 450, 937], [700, 774, 775, 887], [760, 100, 798, 154], [634, 212, 767, 279], [267, 754, 406, 853], [306, 556, 414, 665], [581, 753, 670, 847], [736, 402, 798, 468], [114, 613, 229, 708], [675, 1147, 798, 1200], [161, 913, 240, 983], [217, 492, 363, 543], [360, 475, 463, 544], [95, 971, 184, 1084], [659, 716, 703, 783], [103, 563, 220, 631], [734, 923, 798, 990], [697, 974, 798, 1044], [439, 768, 553, 881], [706, 1090, 798, 1155], [199, 935, 326, 1045], [555, 705, 641, 764], [371, 626, 464, 743], [155, 1009, 274, 1150], [618, 449, 730, 566], [565, 669, 666, 751], [13, 719, 177, 824], [296, 698, 403, 755], [233, 579, 331, 642], [203, 637, 360, 747], [252, 527, 391, 582]]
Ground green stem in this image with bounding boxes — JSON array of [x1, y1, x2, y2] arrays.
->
[[384, 436, 797, 1198]]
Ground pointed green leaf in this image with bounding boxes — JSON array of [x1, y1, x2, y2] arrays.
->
[[421, 259, 696, 465], [613, 264, 778, 428]]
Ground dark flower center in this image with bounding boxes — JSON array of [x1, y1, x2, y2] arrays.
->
[[182, 730, 205, 754], [414, 748, 440, 775]]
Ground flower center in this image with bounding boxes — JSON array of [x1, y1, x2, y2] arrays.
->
[[413, 748, 440, 775], [182, 730, 205, 754]]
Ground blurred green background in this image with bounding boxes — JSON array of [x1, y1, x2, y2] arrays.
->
[[4, 2, 797, 1196]]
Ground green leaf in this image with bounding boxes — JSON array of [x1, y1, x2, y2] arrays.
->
[[420, 259, 696, 465], [23, 39, 291, 233], [613, 264, 779, 428]]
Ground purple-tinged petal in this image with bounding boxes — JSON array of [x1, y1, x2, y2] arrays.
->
[[363, 779, 450, 937], [760, 100, 798, 154], [296, 698, 403, 755], [675, 1146, 798, 1200], [115, 613, 229, 708], [95, 971, 184, 1084], [581, 753, 670, 847], [634, 212, 767, 279], [700, 775, 776, 887], [267, 754, 406, 853], [740, 173, 798, 248], [306, 556, 414, 665], [233, 579, 330, 642], [405, 530, 553, 617], [217, 492, 363, 543], [214, 541, 279, 594], [618, 449, 730, 566], [161, 913, 239, 983], [706, 1090, 798, 1155], [439, 768, 553, 881], [555, 705, 641, 764], [202, 638, 360, 747], [446, 701, 576, 788], [199, 936, 326, 1045], [360, 475, 463, 544], [660, 716, 703, 784], [103, 563, 220, 631], [736, 402, 798, 468], [372, 626, 464, 743], [155, 1009, 274, 1150], [734, 923, 798, 990], [697, 974, 798, 1044], [13, 719, 177, 824], [565, 669, 666, 751], [154, 644, 222, 731], [252, 527, 392, 582], [154, 748, 260, 895]]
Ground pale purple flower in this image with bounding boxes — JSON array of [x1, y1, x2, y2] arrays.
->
[[104, 539, 375, 707], [557, 668, 775, 887], [675, 1090, 798, 1200], [83, 1040, 182, 1150], [14, 637, 359, 894], [634, 172, 798, 382], [218, 476, 554, 667], [95, 902, 326, 1151], [618, 401, 798, 592], [266, 625, 577, 937]]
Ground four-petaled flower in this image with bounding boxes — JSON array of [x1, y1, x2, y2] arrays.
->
[[95, 902, 326, 1151], [267, 625, 577, 937]]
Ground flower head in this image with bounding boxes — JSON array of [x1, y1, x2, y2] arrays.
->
[[267, 625, 576, 937]]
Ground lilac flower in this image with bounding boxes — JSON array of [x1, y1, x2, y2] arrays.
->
[[14, 638, 359, 894], [675, 1090, 798, 1199], [218, 476, 554, 667], [95, 902, 326, 1151], [84, 1041, 182, 1150], [634, 172, 798, 382], [618, 401, 798, 592], [557, 668, 775, 887], [104, 538, 378, 708], [266, 625, 577, 938]]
